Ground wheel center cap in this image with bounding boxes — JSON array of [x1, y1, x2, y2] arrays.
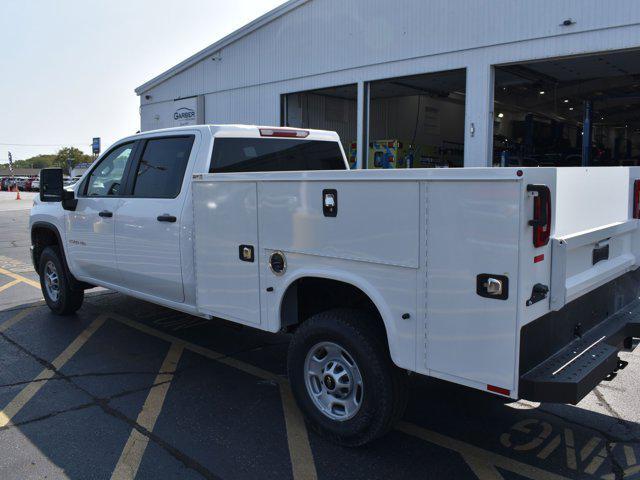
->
[[323, 375, 335, 390]]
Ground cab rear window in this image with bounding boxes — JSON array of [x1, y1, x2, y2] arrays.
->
[[210, 138, 346, 173]]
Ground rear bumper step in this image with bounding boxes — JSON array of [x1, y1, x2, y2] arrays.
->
[[519, 299, 640, 404]]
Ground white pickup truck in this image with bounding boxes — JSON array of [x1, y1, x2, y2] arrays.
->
[[31, 125, 639, 446]]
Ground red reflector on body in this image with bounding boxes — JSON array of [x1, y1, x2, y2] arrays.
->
[[259, 128, 309, 138], [487, 385, 510, 396], [534, 254, 545, 263]]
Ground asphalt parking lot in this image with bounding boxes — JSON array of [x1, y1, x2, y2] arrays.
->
[[0, 198, 638, 479]]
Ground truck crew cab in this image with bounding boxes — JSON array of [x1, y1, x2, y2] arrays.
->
[[30, 125, 640, 446]]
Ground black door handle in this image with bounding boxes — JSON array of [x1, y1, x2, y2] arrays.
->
[[98, 210, 113, 218], [157, 214, 177, 223]]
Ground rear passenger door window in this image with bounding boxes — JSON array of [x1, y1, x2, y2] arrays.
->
[[131, 136, 195, 198]]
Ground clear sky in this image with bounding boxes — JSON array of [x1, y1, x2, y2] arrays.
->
[[0, 0, 287, 161]]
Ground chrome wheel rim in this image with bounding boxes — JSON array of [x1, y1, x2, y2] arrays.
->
[[43, 261, 60, 302], [304, 341, 364, 421]]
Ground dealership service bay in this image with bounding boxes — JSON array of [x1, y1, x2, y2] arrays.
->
[[0, 205, 638, 480]]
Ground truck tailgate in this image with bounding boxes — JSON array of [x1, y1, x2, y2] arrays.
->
[[549, 168, 640, 311], [550, 220, 638, 309]]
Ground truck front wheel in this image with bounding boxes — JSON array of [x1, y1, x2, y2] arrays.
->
[[287, 308, 407, 446], [39, 246, 84, 315]]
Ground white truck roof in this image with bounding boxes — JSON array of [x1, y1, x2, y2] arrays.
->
[[124, 124, 341, 143]]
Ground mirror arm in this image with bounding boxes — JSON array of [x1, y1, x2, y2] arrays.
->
[[62, 190, 77, 211]]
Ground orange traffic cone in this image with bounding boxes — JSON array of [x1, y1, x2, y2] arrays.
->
[[15, 186, 20, 200]]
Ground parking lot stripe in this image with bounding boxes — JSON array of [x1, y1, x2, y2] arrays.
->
[[0, 279, 21, 293], [583, 446, 608, 475], [107, 313, 316, 480], [0, 266, 40, 289], [111, 342, 184, 480], [0, 314, 107, 428], [397, 421, 570, 480], [279, 383, 318, 480], [579, 436, 601, 462], [0, 306, 36, 333], [462, 454, 506, 479], [624, 445, 637, 466], [109, 312, 280, 382]]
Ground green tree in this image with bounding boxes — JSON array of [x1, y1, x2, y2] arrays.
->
[[17, 154, 57, 169], [0, 154, 56, 170], [0, 147, 92, 172], [54, 147, 92, 172]]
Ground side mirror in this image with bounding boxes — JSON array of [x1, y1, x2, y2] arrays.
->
[[40, 168, 63, 202], [39, 168, 77, 211]]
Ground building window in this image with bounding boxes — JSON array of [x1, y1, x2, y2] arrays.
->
[[494, 49, 640, 167]]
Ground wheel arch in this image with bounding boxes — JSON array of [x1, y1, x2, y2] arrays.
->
[[277, 269, 401, 365], [31, 221, 87, 290], [31, 221, 64, 273]]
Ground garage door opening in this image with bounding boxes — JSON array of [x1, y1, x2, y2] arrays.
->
[[281, 84, 357, 162], [368, 69, 466, 169], [494, 50, 640, 167]]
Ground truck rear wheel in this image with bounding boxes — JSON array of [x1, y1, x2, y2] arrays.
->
[[39, 246, 84, 315], [287, 308, 407, 446]]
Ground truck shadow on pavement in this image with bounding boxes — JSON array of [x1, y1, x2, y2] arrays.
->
[[0, 292, 638, 480]]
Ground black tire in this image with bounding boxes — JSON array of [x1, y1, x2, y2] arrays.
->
[[39, 246, 84, 315], [287, 308, 407, 446]]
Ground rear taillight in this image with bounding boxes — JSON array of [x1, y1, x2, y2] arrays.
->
[[259, 128, 309, 138], [633, 180, 640, 219], [527, 184, 551, 248]]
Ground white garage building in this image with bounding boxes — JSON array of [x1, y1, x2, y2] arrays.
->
[[136, 0, 640, 169]]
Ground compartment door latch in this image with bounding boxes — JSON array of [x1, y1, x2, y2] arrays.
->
[[323, 189, 338, 217], [477, 274, 509, 300], [239, 245, 255, 262]]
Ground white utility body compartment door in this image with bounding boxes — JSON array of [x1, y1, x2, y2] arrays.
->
[[424, 179, 521, 392], [192, 180, 261, 325]]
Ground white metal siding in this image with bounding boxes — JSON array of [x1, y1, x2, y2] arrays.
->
[[140, 0, 640, 103], [138, 0, 640, 165]]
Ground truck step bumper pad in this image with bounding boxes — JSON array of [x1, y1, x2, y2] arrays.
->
[[519, 299, 640, 404]]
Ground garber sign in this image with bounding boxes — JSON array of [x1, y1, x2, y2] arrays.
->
[[174, 107, 196, 122]]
